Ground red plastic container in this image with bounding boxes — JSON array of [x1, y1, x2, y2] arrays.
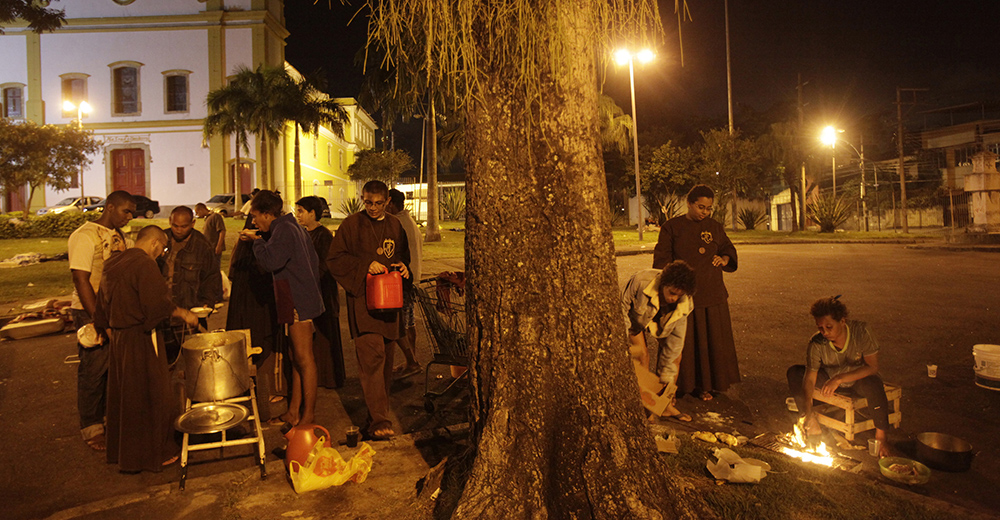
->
[[366, 270, 403, 310]]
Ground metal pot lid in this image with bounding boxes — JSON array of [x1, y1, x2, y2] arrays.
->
[[174, 402, 249, 434]]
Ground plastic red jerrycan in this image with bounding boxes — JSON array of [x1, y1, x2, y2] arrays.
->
[[284, 423, 331, 467], [366, 270, 403, 310]]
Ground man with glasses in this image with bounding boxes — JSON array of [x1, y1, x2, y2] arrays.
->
[[327, 180, 411, 440]]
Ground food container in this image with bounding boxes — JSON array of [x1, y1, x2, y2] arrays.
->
[[878, 457, 931, 485], [915, 432, 974, 472], [181, 331, 250, 402]]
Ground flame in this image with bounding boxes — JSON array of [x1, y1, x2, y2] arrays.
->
[[780, 420, 834, 467]]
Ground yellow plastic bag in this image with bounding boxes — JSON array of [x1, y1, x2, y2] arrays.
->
[[289, 438, 376, 494]]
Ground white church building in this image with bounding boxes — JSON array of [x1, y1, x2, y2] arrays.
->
[[0, 0, 375, 214]]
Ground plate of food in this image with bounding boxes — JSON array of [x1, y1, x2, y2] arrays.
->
[[190, 306, 214, 318], [879, 456, 931, 485]]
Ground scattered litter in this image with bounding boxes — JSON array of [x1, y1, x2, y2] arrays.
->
[[655, 433, 680, 454], [707, 448, 767, 484], [0, 252, 68, 268], [701, 411, 731, 427]]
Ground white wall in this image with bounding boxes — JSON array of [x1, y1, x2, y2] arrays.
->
[[61, 0, 214, 19]]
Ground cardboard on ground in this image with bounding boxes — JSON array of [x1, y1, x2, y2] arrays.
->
[[633, 360, 674, 417]]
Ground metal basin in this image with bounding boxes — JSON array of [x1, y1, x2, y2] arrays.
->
[[182, 331, 249, 402], [916, 432, 974, 472]]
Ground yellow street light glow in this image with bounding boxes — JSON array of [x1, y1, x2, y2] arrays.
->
[[636, 49, 655, 63], [820, 125, 838, 146], [79, 101, 92, 114], [614, 48, 631, 66], [63, 100, 76, 112]]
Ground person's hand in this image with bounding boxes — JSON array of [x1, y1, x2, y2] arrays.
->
[[392, 262, 410, 280], [804, 413, 822, 435], [712, 255, 729, 267], [368, 261, 387, 274], [182, 309, 199, 327], [820, 377, 840, 397], [239, 229, 260, 241]]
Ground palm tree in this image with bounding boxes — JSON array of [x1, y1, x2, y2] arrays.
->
[[205, 65, 290, 194], [204, 89, 251, 199], [598, 94, 633, 155], [281, 69, 348, 203]]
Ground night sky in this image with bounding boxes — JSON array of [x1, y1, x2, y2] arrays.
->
[[285, 1, 1000, 136]]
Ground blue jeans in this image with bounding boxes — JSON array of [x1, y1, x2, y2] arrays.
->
[[71, 309, 108, 440]]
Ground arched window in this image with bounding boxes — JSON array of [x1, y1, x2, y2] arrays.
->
[[162, 70, 191, 113], [1, 83, 25, 119], [109, 61, 143, 116]]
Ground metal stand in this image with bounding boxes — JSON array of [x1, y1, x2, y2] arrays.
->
[[178, 381, 267, 490]]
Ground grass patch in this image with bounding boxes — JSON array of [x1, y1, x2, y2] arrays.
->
[[666, 437, 939, 520]]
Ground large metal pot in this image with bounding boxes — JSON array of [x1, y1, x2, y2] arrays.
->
[[916, 432, 974, 472], [182, 331, 250, 402]]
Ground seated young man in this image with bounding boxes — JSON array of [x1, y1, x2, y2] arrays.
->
[[787, 296, 891, 457], [621, 260, 696, 421]]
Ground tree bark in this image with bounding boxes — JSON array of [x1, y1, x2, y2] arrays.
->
[[456, 2, 712, 518], [424, 97, 442, 242]]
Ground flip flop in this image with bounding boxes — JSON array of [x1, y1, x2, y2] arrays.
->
[[698, 391, 714, 401], [664, 412, 693, 422], [162, 455, 179, 466], [394, 365, 422, 379], [86, 433, 107, 452]]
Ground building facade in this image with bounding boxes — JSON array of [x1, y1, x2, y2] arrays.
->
[[0, 0, 375, 214]]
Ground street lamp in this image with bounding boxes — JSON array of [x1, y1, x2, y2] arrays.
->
[[820, 125, 842, 196], [615, 47, 654, 240], [63, 100, 92, 196]]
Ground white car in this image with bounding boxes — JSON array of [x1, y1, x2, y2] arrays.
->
[[204, 193, 251, 216], [36, 196, 103, 216]]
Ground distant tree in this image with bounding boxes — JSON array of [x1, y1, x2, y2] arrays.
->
[[0, 0, 65, 34], [758, 121, 805, 231], [598, 94, 632, 155], [640, 141, 698, 224], [282, 70, 348, 202], [699, 128, 764, 229], [0, 119, 99, 216], [346, 148, 414, 185]]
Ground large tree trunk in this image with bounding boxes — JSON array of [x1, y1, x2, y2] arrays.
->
[[456, 1, 712, 518]]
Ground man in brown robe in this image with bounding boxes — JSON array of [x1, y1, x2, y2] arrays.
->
[[327, 180, 411, 439], [95, 226, 198, 473]]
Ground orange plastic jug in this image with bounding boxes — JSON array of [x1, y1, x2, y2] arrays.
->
[[284, 424, 331, 467], [366, 270, 403, 310]]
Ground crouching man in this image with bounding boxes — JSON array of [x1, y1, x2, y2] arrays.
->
[[787, 296, 891, 457], [621, 260, 696, 421]]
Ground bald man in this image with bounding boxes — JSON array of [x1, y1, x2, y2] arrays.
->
[[95, 225, 198, 472]]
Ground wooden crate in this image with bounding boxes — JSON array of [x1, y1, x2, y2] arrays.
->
[[812, 382, 902, 441]]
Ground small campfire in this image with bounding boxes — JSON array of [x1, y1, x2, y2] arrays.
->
[[779, 420, 834, 467], [751, 419, 861, 472]]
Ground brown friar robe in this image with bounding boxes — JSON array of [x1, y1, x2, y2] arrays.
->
[[94, 248, 177, 473]]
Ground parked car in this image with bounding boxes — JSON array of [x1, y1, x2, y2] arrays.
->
[[204, 193, 251, 216], [83, 195, 161, 218], [36, 196, 103, 216]]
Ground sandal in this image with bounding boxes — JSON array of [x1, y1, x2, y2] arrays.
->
[[162, 455, 179, 466], [698, 391, 714, 401], [367, 421, 396, 440], [393, 364, 422, 379], [86, 433, 107, 452]]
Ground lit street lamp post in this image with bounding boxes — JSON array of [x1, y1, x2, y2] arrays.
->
[[63, 100, 92, 197], [615, 48, 654, 240], [821, 127, 874, 231], [820, 126, 842, 196]]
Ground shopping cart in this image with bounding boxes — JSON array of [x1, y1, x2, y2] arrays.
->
[[414, 273, 468, 412]]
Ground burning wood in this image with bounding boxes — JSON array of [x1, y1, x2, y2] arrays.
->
[[779, 419, 834, 467]]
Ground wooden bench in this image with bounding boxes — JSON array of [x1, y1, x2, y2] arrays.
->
[[812, 382, 902, 441]]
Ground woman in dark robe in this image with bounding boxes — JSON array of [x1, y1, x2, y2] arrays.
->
[[226, 215, 284, 420], [295, 196, 345, 388], [652, 184, 740, 400]]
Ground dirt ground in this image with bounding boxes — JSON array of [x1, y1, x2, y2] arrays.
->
[[2, 246, 999, 519]]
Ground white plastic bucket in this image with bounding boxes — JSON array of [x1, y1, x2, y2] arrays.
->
[[973, 344, 1000, 391]]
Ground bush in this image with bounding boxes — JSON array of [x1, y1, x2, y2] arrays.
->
[[441, 188, 466, 220], [0, 211, 100, 239], [338, 196, 363, 216], [807, 194, 852, 232], [737, 206, 768, 230]]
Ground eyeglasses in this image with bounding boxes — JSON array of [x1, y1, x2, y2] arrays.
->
[[363, 199, 387, 207]]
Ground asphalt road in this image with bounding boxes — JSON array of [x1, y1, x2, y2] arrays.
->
[[2, 245, 999, 518]]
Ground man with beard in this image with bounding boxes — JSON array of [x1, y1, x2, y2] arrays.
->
[[68, 190, 135, 452]]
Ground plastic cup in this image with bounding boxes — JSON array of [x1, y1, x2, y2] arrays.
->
[[868, 438, 881, 457], [346, 426, 360, 448], [927, 364, 938, 378]]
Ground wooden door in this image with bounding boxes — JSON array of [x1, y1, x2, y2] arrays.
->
[[4, 185, 27, 213], [112, 149, 145, 196]]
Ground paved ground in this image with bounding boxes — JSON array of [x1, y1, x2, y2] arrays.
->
[[2, 246, 999, 519]]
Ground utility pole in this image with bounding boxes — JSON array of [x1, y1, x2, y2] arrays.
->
[[725, 0, 734, 135], [797, 73, 807, 231], [860, 133, 867, 231], [895, 87, 928, 234]]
